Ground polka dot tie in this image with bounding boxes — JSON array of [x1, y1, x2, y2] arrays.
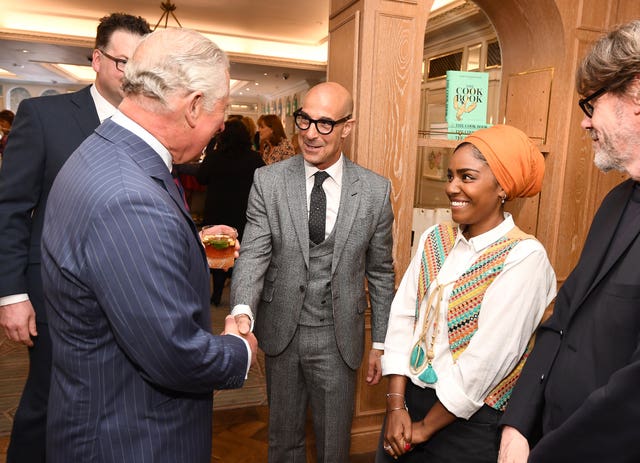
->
[[309, 171, 330, 244]]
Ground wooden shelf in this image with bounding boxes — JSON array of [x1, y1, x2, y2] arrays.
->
[[416, 134, 549, 153]]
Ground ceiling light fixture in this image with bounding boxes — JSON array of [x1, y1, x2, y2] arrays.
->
[[153, 1, 182, 30]]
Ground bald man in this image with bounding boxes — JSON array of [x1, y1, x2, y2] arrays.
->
[[230, 82, 396, 463]]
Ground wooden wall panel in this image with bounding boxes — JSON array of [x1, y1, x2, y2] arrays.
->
[[328, 11, 360, 159], [504, 69, 553, 144], [367, 12, 423, 276], [577, 0, 616, 30], [614, 0, 640, 22], [331, 0, 358, 16]]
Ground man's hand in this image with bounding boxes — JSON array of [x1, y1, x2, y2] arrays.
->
[[498, 426, 530, 463], [0, 300, 37, 346], [366, 348, 383, 385], [234, 314, 251, 335], [222, 315, 258, 366]]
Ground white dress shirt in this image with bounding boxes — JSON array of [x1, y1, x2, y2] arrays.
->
[[303, 154, 343, 239], [382, 214, 556, 419], [90, 84, 119, 123]]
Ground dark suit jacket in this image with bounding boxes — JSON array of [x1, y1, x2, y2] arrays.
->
[[502, 179, 640, 462], [230, 154, 395, 369], [0, 86, 99, 319], [42, 120, 248, 463]]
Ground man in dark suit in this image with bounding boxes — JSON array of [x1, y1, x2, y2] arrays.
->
[[230, 82, 396, 463], [0, 13, 151, 462], [499, 19, 640, 463], [41, 28, 257, 462]]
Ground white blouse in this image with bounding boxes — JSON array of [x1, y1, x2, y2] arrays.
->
[[382, 214, 556, 419]]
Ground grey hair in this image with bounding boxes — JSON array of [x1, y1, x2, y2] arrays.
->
[[122, 28, 229, 111], [576, 20, 640, 96]]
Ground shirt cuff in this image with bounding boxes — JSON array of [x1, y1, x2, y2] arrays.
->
[[226, 333, 252, 379], [380, 352, 410, 377], [231, 304, 254, 331], [372, 342, 385, 351], [435, 373, 484, 419], [0, 293, 29, 307]]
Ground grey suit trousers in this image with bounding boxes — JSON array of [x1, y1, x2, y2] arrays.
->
[[265, 325, 356, 463]]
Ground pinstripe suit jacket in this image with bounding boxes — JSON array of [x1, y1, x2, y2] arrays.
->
[[230, 154, 395, 369], [41, 119, 248, 463]]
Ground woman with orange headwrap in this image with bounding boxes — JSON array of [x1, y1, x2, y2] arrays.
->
[[376, 125, 556, 462]]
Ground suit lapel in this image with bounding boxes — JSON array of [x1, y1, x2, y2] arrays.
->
[[332, 158, 361, 274], [285, 156, 310, 266], [69, 86, 101, 139], [570, 180, 636, 315]]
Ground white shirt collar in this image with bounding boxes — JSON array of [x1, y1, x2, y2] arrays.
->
[[303, 153, 344, 187], [110, 111, 173, 171], [89, 84, 118, 123], [456, 212, 516, 252]]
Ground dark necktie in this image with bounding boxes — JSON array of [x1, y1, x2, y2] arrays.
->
[[309, 171, 330, 244], [171, 168, 190, 211]]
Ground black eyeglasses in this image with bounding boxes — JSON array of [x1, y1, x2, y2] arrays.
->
[[293, 109, 351, 135], [578, 86, 608, 118], [98, 49, 128, 72]]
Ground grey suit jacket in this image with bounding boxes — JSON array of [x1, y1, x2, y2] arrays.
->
[[231, 154, 395, 369], [42, 120, 248, 462]]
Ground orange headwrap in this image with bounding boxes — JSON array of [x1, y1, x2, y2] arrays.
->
[[462, 125, 545, 200]]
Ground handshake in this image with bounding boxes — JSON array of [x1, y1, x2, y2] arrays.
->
[[201, 224, 258, 366], [222, 313, 258, 367]]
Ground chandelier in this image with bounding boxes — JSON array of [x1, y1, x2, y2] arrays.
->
[[153, 1, 183, 30]]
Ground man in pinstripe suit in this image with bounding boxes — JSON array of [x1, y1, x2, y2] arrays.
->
[[0, 14, 151, 462], [41, 28, 257, 462]]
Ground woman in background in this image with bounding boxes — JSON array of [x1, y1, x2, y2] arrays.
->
[[196, 118, 265, 305], [257, 114, 295, 164], [377, 125, 556, 462], [241, 115, 259, 151]]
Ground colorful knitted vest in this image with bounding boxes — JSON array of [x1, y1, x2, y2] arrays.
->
[[415, 222, 536, 411]]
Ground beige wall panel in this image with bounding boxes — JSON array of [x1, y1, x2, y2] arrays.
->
[[614, 0, 640, 22], [366, 13, 422, 273], [505, 196, 540, 236], [329, 14, 359, 100], [332, 0, 359, 16], [504, 69, 553, 144], [364, 13, 416, 171], [576, 0, 616, 30], [328, 11, 360, 159]]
